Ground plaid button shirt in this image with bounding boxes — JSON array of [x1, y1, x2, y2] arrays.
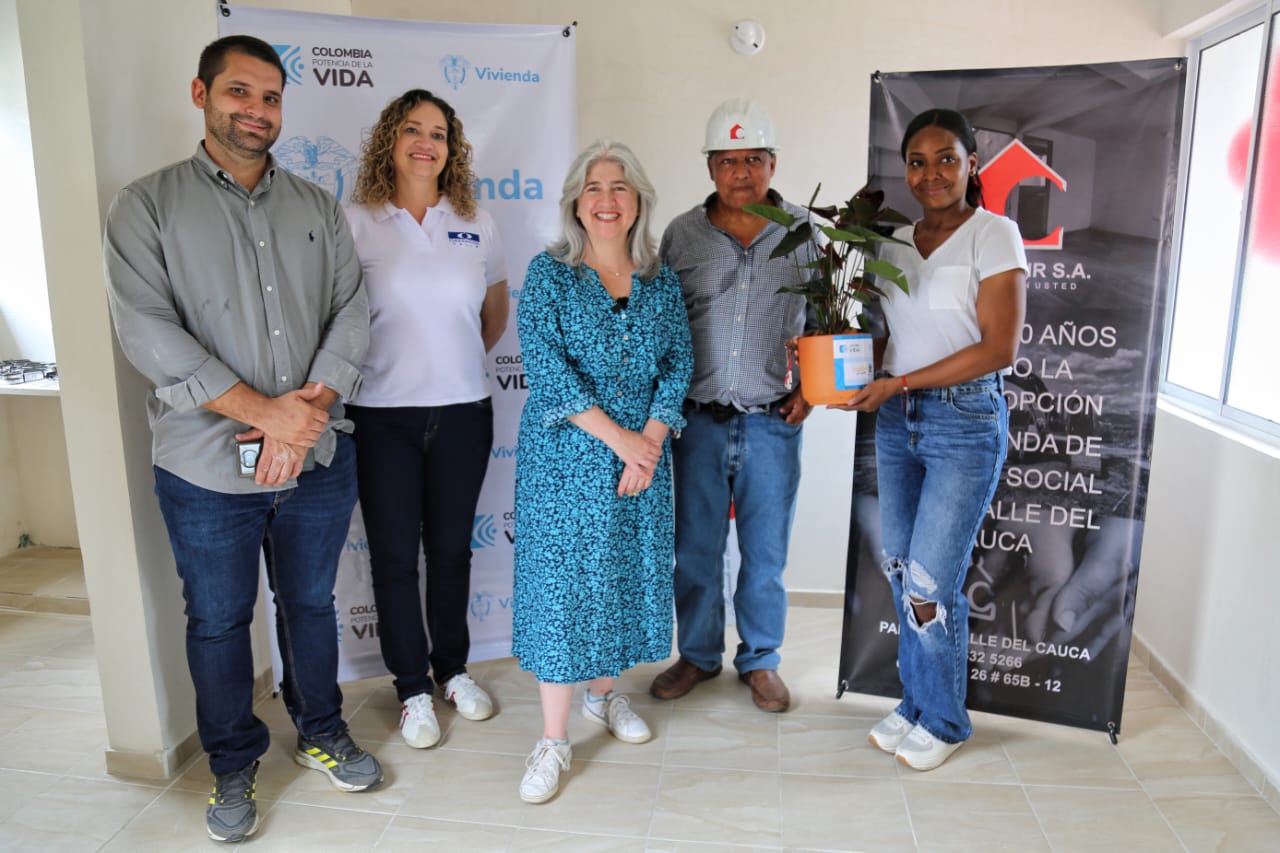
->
[[659, 191, 816, 410]]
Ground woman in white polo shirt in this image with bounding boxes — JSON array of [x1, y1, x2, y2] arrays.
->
[[345, 89, 508, 748], [835, 108, 1027, 771]]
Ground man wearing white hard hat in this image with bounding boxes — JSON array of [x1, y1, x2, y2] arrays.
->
[[651, 98, 815, 712]]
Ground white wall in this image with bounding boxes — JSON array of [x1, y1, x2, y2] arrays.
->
[[1162, 0, 1261, 36], [1134, 403, 1280, 791]]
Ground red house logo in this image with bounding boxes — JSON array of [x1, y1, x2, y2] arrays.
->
[[980, 139, 1068, 250]]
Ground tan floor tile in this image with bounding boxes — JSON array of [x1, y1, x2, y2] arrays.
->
[[1153, 792, 1280, 852], [1120, 730, 1258, 796], [42, 625, 95, 660], [0, 593, 1275, 853], [0, 593, 90, 616], [663, 707, 780, 772], [1, 777, 162, 852], [1120, 704, 1205, 742], [470, 655, 542, 702], [99, 788, 261, 851], [0, 611, 90, 655], [0, 708, 107, 774], [1003, 734, 1139, 788], [508, 827, 649, 851], [375, 815, 513, 851], [519, 759, 661, 836], [0, 560, 71, 596], [0, 768, 59, 821], [902, 780, 1049, 852], [650, 767, 780, 846], [0, 654, 102, 713], [1122, 680, 1184, 714], [1025, 786, 1183, 852], [244, 801, 392, 849], [780, 773, 915, 850], [395, 747, 529, 826], [439, 696, 546, 756], [4, 546, 82, 565], [642, 844, 783, 853], [779, 714, 900, 778], [0, 702, 36, 735]]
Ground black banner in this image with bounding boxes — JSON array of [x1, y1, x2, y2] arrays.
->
[[840, 60, 1186, 734]]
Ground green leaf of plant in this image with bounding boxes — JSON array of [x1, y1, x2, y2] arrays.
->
[[818, 225, 868, 243], [769, 221, 813, 260], [743, 204, 796, 228], [864, 258, 910, 294], [877, 208, 914, 226]]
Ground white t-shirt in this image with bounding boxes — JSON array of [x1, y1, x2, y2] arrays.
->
[[346, 198, 507, 406], [878, 207, 1026, 377]]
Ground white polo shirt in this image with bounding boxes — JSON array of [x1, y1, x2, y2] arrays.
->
[[346, 198, 507, 406], [878, 207, 1026, 377]]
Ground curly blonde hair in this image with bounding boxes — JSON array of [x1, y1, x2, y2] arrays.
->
[[351, 89, 477, 220]]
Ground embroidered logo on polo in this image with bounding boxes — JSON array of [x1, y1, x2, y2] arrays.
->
[[448, 231, 481, 246]]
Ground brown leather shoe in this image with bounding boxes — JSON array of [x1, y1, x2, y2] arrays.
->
[[649, 659, 722, 700], [739, 669, 790, 712]]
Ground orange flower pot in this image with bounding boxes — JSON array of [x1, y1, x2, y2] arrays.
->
[[796, 332, 874, 406]]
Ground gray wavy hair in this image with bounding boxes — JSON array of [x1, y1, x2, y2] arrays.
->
[[547, 138, 661, 280]]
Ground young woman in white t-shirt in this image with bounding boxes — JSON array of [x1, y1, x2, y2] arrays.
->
[[834, 108, 1027, 771], [344, 89, 509, 749]]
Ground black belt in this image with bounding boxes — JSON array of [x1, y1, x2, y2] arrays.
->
[[684, 395, 789, 423]]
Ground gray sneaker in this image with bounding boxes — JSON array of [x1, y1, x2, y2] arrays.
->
[[293, 730, 383, 792], [206, 760, 259, 842]]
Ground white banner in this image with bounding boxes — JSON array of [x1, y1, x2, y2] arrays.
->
[[219, 5, 576, 682]]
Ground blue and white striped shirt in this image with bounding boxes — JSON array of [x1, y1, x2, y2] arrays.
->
[[659, 191, 815, 410]]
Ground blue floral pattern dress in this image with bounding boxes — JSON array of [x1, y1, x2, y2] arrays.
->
[[512, 251, 694, 683]]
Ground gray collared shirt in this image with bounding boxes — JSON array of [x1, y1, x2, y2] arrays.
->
[[104, 143, 368, 494], [659, 190, 815, 410]]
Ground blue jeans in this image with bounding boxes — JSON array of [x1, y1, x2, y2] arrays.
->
[[153, 433, 357, 775], [347, 400, 493, 702], [672, 407, 802, 673], [875, 375, 1007, 744]]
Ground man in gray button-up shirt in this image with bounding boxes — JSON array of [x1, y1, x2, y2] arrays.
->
[[650, 98, 814, 716], [103, 35, 379, 843]]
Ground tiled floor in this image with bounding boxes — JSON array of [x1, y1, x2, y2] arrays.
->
[[0, 548, 1278, 851]]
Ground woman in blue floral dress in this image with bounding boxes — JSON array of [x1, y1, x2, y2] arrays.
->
[[512, 139, 693, 803]]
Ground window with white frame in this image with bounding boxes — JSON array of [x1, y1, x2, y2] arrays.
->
[[1165, 4, 1280, 432]]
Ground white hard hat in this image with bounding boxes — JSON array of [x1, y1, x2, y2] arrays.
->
[[702, 97, 777, 154]]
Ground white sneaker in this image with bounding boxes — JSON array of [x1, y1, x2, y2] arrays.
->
[[519, 738, 571, 804], [581, 691, 652, 744], [443, 673, 494, 721], [895, 724, 963, 771], [399, 692, 441, 749], [868, 710, 914, 754]]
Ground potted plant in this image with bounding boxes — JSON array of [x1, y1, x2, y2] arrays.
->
[[746, 185, 912, 405]]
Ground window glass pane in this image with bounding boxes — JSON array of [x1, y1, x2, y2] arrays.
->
[[1166, 25, 1264, 397], [1228, 16, 1280, 424]]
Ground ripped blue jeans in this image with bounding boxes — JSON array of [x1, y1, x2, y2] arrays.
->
[[874, 374, 1007, 744]]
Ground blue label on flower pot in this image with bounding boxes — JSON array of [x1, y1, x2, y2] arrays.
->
[[833, 334, 874, 390]]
